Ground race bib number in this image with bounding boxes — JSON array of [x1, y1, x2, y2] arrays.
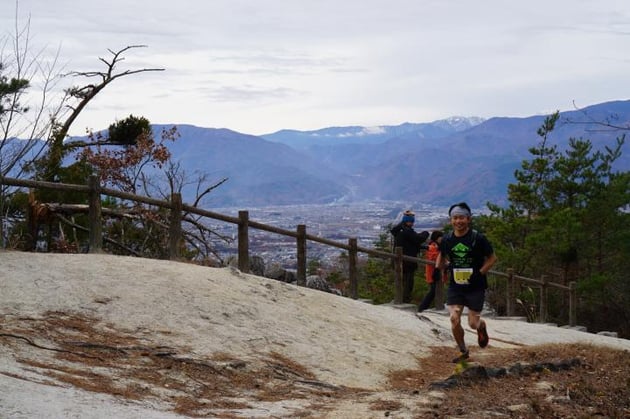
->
[[453, 268, 473, 285]]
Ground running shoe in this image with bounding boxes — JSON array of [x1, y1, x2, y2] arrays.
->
[[451, 349, 469, 363], [477, 321, 489, 348]]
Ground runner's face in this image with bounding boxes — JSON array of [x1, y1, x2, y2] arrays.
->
[[450, 214, 470, 233]]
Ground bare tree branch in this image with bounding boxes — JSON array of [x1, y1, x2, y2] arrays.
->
[[41, 45, 165, 180], [564, 100, 630, 132]]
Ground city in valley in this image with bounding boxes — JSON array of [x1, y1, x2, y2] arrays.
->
[[206, 201, 450, 269]]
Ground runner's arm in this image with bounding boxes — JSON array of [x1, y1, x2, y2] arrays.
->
[[479, 253, 498, 275]]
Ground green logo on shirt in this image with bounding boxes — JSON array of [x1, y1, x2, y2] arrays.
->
[[452, 242, 471, 258]]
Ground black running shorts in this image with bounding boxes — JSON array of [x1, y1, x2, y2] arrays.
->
[[446, 287, 485, 312]]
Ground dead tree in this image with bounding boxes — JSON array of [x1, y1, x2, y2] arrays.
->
[[39, 45, 165, 181]]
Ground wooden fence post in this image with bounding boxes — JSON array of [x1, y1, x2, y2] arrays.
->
[[506, 268, 515, 316], [296, 224, 306, 286], [348, 237, 358, 299], [569, 281, 577, 326], [26, 189, 37, 251], [168, 193, 183, 260], [539, 274, 548, 323], [237, 210, 250, 273], [394, 246, 403, 304], [87, 175, 102, 253]]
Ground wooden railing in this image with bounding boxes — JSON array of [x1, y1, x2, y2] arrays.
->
[[0, 175, 577, 326]]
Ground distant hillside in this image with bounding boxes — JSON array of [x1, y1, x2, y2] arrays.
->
[[149, 125, 349, 206], [156, 100, 629, 207], [57, 100, 629, 208], [261, 117, 484, 151]]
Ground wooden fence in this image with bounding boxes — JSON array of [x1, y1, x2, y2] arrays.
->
[[0, 175, 577, 326]]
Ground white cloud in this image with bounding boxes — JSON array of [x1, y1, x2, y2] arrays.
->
[[2, 0, 630, 136]]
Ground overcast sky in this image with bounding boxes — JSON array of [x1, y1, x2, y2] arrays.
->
[[3, 0, 630, 136]]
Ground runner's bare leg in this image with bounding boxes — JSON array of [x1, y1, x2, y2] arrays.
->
[[468, 310, 482, 330], [448, 304, 466, 351]]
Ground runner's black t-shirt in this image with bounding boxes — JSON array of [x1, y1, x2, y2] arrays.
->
[[439, 229, 494, 290]]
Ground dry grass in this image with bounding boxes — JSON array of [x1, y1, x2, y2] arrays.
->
[[2, 311, 629, 418], [0, 311, 362, 417], [388, 343, 630, 417]]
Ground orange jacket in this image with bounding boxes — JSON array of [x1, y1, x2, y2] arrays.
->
[[424, 241, 442, 283]]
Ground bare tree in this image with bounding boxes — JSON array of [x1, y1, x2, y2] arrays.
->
[[0, 7, 65, 178], [1, 5, 67, 247], [156, 162, 231, 262], [37, 45, 164, 181]]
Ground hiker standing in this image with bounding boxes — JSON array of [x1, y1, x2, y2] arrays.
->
[[417, 230, 445, 312], [436, 202, 497, 362], [390, 210, 429, 304]]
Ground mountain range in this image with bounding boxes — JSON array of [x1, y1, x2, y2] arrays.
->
[[138, 100, 630, 208]]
